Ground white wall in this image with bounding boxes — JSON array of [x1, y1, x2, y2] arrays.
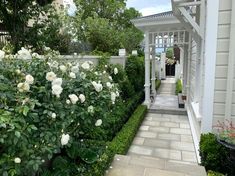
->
[[213, 0, 232, 124]]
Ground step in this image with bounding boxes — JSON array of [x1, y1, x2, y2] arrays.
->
[[148, 108, 187, 115], [106, 155, 207, 176]]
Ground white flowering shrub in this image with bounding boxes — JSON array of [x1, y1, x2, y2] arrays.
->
[[0, 49, 120, 175]]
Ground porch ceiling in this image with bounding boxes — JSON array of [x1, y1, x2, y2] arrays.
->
[[131, 11, 186, 33]]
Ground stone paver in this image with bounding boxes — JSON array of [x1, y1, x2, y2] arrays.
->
[[128, 145, 153, 156], [106, 78, 206, 176], [128, 112, 197, 164]]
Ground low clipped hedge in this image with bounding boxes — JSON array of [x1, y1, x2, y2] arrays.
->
[[155, 79, 161, 91], [85, 105, 147, 176], [175, 79, 182, 95]]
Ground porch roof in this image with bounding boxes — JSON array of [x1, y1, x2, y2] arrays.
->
[[131, 11, 185, 32]]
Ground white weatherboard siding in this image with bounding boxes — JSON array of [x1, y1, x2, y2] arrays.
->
[[213, 0, 232, 124]]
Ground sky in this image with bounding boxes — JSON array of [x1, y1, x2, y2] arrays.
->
[[126, 0, 172, 16]]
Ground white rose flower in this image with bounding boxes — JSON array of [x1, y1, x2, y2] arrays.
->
[[25, 74, 34, 85], [66, 99, 71, 104], [69, 72, 76, 79], [79, 94, 86, 103], [46, 72, 57, 82], [74, 52, 77, 56], [81, 62, 90, 70], [15, 69, 21, 74], [52, 85, 63, 98], [116, 91, 120, 97], [80, 72, 86, 79], [14, 157, 21, 164], [95, 119, 102, 127], [51, 61, 59, 69], [71, 66, 79, 73], [61, 134, 70, 146], [88, 106, 94, 114], [114, 67, 118, 75], [17, 82, 30, 92], [0, 50, 5, 60], [94, 72, 98, 75], [32, 52, 42, 59], [104, 65, 108, 68], [44, 46, 50, 51], [91, 81, 103, 92], [111, 92, 116, 104], [52, 78, 63, 86], [69, 94, 79, 104], [17, 47, 32, 60], [59, 65, 67, 72], [103, 71, 106, 74], [109, 76, 113, 81], [106, 82, 112, 89], [51, 113, 56, 119]]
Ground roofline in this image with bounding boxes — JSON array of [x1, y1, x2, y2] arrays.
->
[[132, 11, 174, 22]]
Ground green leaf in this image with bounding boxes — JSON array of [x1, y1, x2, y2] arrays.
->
[[52, 156, 68, 170], [66, 142, 79, 159], [33, 163, 39, 171], [23, 106, 30, 116], [79, 148, 99, 164], [15, 131, 21, 138]]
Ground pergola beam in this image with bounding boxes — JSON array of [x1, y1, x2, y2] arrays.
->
[[178, 1, 201, 7], [178, 7, 201, 37]]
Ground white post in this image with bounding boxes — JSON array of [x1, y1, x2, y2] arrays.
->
[[151, 46, 156, 97], [201, 0, 219, 133], [144, 31, 151, 108], [175, 61, 180, 81], [157, 59, 162, 80], [161, 53, 166, 79]]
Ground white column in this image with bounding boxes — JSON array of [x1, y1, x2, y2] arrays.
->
[[161, 53, 166, 79], [151, 46, 156, 97], [144, 31, 151, 108], [201, 0, 219, 133], [180, 47, 184, 80]]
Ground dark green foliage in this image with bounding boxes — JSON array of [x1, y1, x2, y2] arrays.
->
[[175, 79, 182, 95], [110, 64, 135, 99], [208, 171, 225, 176], [199, 133, 228, 174], [155, 79, 161, 91], [84, 105, 147, 176], [125, 55, 145, 92]]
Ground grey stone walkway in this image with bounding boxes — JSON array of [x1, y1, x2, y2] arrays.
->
[[106, 78, 206, 176], [128, 113, 197, 164]]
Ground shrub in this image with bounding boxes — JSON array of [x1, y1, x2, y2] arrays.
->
[[155, 79, 161, 91], [125, 55, 144, 92], [84, 105, 147, 176], [207, 171, 225, 176], [199, 133, 228, 174], [0, 48, 121, 175], [108, 64, 135, 99], [175, 79, 182, 95]]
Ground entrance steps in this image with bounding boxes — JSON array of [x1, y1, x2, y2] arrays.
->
[[106, 154, 207, 176]]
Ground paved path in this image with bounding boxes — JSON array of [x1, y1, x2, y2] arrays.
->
[[106, 78, 206, 176], [128, 113, 197, 164], [151, 78, 179, 110]]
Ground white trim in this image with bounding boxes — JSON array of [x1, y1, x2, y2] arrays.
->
[[178, 1, 201, 7], [186, 104, 201, 163], [201, 0, 219, 133], [144, 31, 151, 108], [178, 7, 201, 36], [225, 1, 235, 120]]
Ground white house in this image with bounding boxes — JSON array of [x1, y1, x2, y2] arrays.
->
[[132, 0, 235, 150]]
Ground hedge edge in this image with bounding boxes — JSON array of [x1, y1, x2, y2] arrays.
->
[[84, 105, 147, 176]]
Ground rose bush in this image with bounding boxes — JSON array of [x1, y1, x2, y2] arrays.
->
[[0, 48, 121, 175]]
